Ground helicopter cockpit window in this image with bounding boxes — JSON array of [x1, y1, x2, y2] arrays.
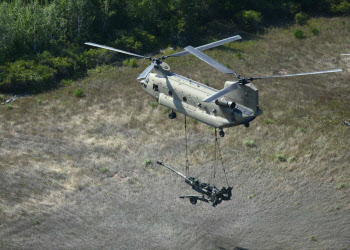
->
[[183, 97, 187, 102], [140, 80, 147, 88], [153, 84, 158, 91]]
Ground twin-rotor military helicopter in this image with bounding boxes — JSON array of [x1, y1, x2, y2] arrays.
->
[[85, 35, 342, 137]]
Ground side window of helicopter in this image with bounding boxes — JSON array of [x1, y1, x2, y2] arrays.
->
[[153, 84, 159, 91], [183, 97, 187, 102], [140, 80, 147, 88]]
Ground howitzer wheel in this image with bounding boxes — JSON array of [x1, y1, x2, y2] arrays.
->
[[190, 197, 197, 205]]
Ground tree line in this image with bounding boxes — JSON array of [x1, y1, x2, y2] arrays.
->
[[0, 0, 349, 93]]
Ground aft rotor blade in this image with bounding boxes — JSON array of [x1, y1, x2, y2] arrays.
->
[[137, 62, 156, 80], [84, 42, 150, 59], [250, 69, 342, 81], [341, 53, 350, 55], [184, 46, 238, 76], [203, 82, 239, 103], [168, 35, 242, 58]]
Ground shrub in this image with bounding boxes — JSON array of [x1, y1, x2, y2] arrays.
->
[[309, 235, 317, 241], [81, 49, 117, 69], [294, 28, 305, 39], [295, 12, 308, 25], [0, 94, 5, 102], [143, 158, 152, 167], [299, 128, 307, 133], [240, 10, 263, 31], [331, 1, 350, 14], [101, 167, 109, 173], [151, 102, 158, 108], [73, 88, 84, 97], [61, 79, 73, 86], [287, 156, 297, 162], [235, 52, 244, 60], [264, 118, 274, 124], [51, 57, 75, 78], [276, 153, 287, 162], [162, 107, 169, 113], [243, 138, 256, 147], [0, 60, 57, 93], [123, 58, 138, 68], [335, 183, 346, 190], [115, 35, 142, 53], [114, 29, 158, 53], [311, 27, 320, 36]]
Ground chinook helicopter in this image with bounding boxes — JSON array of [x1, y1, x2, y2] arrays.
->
[[85, 36, 341, 137]]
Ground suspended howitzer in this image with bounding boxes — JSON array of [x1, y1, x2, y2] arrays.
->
[[157, 160, 232, 207]]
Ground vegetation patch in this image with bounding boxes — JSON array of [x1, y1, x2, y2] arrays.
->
[[287, 156, 297, 163], [276, 153, 287, 162], [240, 10, 263, 31], [101, 167, 109, 173], [73, 88, 84, 98], [294, 28, 305, 39], [151, 102, 158, 108], [335, 183, 346, 190], [309, 235, 317, 241], [123, 58, 138, 68], [263, 118, 274, 124], [143, 158, 152, 167], [295, 12, 308, 25], [243, 138, 256, 147], [310, 27, 320, 36], [162, 107, 169, 114]]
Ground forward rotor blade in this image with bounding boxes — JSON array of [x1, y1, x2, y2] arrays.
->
[[168, 35, 242, 58], [250, 69, 342, 81], [203, 82, 239, 103], [137, 62, 156, 80], [84, 42, 150, 59], [184, 46, 238, 76]]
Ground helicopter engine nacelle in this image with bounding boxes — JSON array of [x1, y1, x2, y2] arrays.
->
[[215, 99, 236, 108], [224, 81, 259, 115]]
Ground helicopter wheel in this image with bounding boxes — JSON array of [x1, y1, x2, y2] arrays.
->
[[190, 197, 197, 205], [219, 130, 225, 137], [168, 111, 176, 119], [244, 122, 250, 128]]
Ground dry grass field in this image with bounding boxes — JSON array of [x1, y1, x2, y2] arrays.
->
[[0, 17, 349, 249]]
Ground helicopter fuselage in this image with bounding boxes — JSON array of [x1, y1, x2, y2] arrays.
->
[[140, 63, 263, 128]]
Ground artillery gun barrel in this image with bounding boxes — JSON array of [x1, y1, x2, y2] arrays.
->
[[157, 160, 187, 179]]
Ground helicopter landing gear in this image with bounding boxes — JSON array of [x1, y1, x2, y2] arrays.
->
[[219, 129, 225, 137], [168, 111, 176, 119], [190, 197, 197, 205], [244, 122, 250, 128]]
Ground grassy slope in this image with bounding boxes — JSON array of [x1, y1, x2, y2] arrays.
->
[[0, 17, 349, 248]]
